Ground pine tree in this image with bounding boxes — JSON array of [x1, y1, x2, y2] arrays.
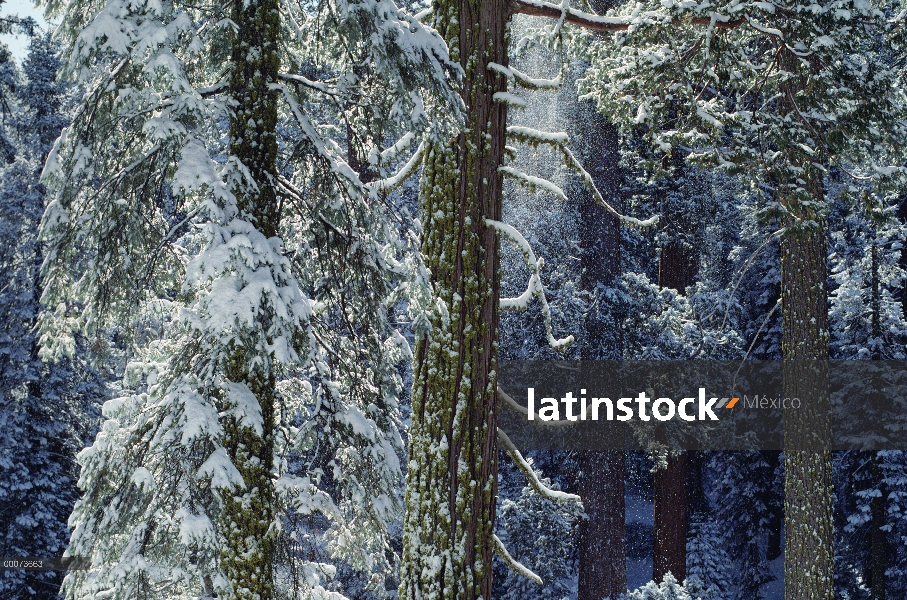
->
[[0, 32, 102, 600], [37, 1, 458, 598]]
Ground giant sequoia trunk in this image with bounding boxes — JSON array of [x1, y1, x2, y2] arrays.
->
[[221, 1, 281, 598], [780, 221, 833, 600], [398, 1, 509, 598], [573, 111, 627, 600], [653, 232, 696, 584]]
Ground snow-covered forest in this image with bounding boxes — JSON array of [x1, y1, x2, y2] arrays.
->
[[2, 0, 907, 598]]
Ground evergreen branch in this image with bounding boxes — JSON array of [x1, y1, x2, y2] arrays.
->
[[488, 62, 561, 90], [497, 427, 581, 503], [278, 72, 339, 96], [558, 145, 659, 228], [716, 229, 783, 331], [492, 533, 544, 585], [486, 218, 574, 351], [739, 297, 781, 365], [414, 6, 433, 22], [368, 143, 424, 192], [134, 205, 202, 299], [379, 131, 416, 165], [510, 0, 631, 32], [509, 0, 743, 32], [504, 126, 658, 227]]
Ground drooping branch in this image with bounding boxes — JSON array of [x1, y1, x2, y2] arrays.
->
[[368, 143, 425, 192], [509, 0, 631, 32], [509, 0, 744, 32], [486, 218, 575, 351], [498, 426, 582, 502], [505, 126, 659, 228], [493, 534, 544, 584], [497, 386, 576, 429]]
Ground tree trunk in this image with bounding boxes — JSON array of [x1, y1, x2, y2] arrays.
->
[[870, 455, 887, 600], [653, 453, 688, 583], [653, 232, 695, 584], [780, 220, 833, 600], [868, 243, 887, 599], [576, 452, 627, 599], [398, 1, 509, 598], [220, 2, 281, 598], [572, 107, 627, 599]]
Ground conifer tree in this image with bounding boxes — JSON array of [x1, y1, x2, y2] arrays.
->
[[0, 31, 101, 600], [37, 1, 458, 598], [567, 1, 907, 596]]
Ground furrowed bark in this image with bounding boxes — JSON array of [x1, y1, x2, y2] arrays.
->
[[573, 107, 627, 599], [221, 1, 280, 598], [781, 220, 833, 600], [653, 453, 688, 583], [653, 203, 695, 585], [398, 0, 509, 598]]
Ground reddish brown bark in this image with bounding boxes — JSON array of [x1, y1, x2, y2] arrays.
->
[[573, 111, 627, 599], [653, 453, 688, 583]]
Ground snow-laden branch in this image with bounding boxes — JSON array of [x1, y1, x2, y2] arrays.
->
[[493, 533, 544, 585], [499, 166, 567, 201], [498, 426, 581, 502], [497, 386, 575, 429], [493, 91, 528, 109], [506, 125, 569, 146], [488, 62, 561, 90], [510, 0, 744, 31], [380, 131, 416, 165], [510, 0, 631, 32], [368, 143, 425, 193], [560, 145, 659, 228], [278, 72, 338, 96], [486, 219, 574, 351], [505, 126, 659, 229]]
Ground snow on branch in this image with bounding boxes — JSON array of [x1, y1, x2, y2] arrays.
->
[[498, 426, 581, 502], [511, 0, 631, 32], [505, 127, 659, 229], [494, 91, 528, 109], [278, 72, 338, 96], [560, 145, 659, 228], [493, 533, 544, 585], [506, 125, 570, 147], [379, 131, 416, 165], [368, 143, 425, 193], [499, 166, 567, 201], [485, 218, 574, 351], [510, 0, 744, 31], [497, 386, 575, 429], [488, 62, 561, 90]]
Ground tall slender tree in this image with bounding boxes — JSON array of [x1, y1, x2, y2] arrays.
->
[[38, 0, 458, 598], [397, 0, 510, 597], [0, 32, 101, 600]]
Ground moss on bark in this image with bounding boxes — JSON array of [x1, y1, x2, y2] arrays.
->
[[398, 1, 510, 598]]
